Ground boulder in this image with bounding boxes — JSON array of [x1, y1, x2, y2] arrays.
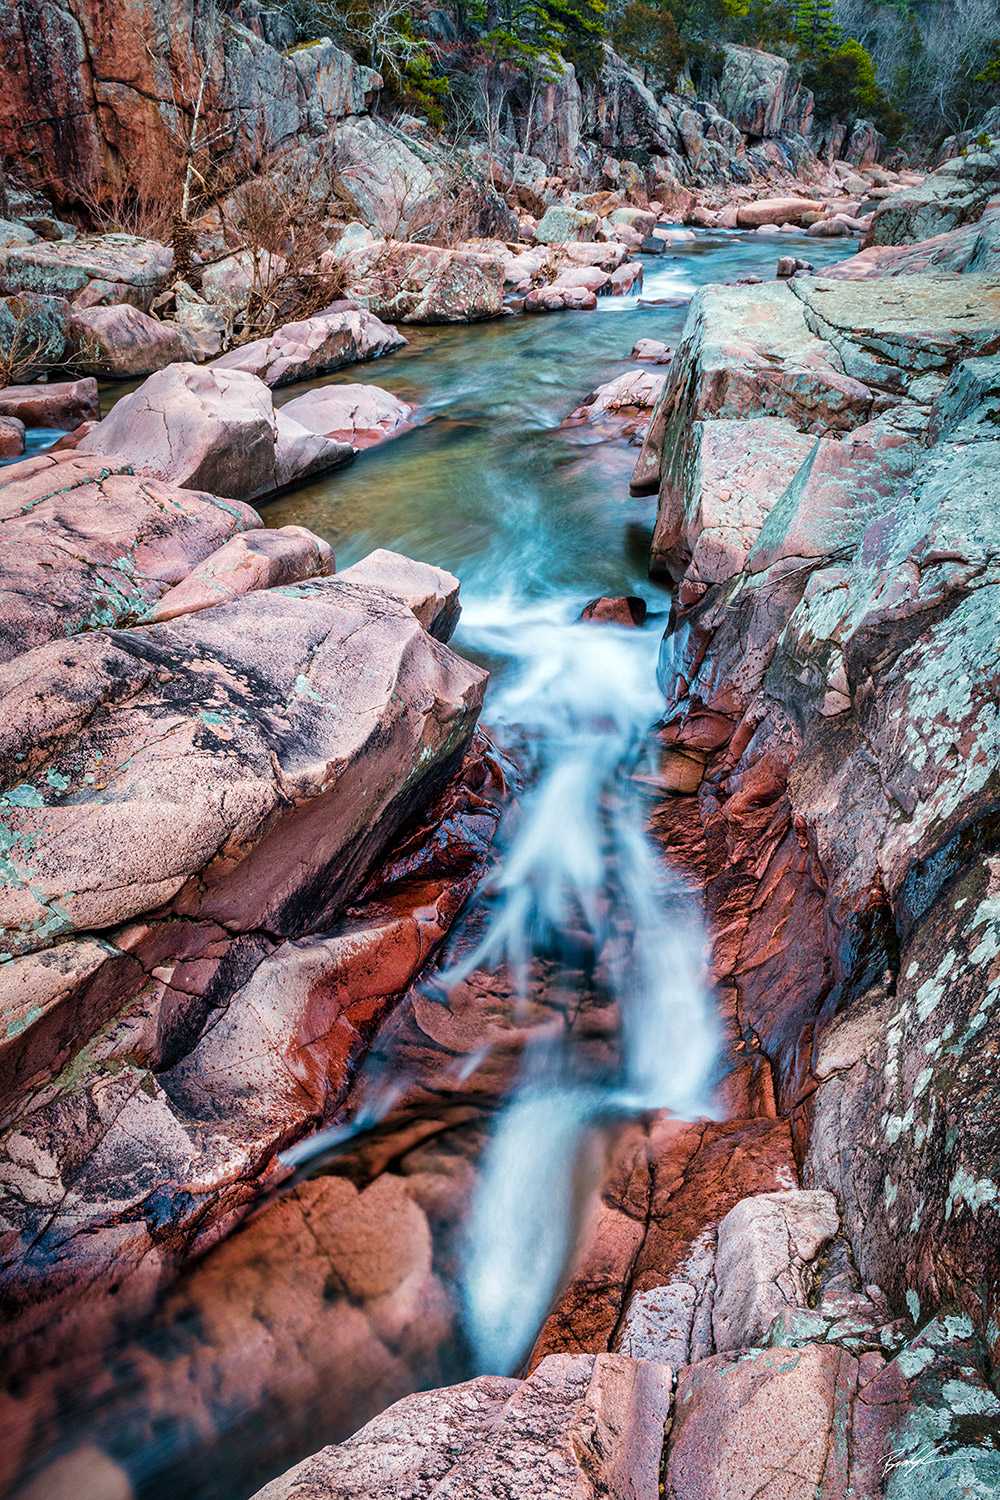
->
[[0, 293, 69, 379], [0, 416, 25, 456], [67, 304, 188, 377], [805, 217, 851, 237], [0, 234, 173, 311], [524, 286, 598, 313], [330, 114, 438, 237], [147, 527, 334, 623], [579, 596, 647, 627], [76, 363, 354, 501], [711, 1190, 840, 1350], [736, 198, 825, 228], [534, 205, 599, 244], [250, 1353, 673, 1500], [557, 242, 628, 270], [609, 261, 643, 294], [211, 308, 406, 386], [335, 548, 460, 641], [279, 384, 414, 451], [550, 265, 611, 293], [0, 376, 99, 428], [608, 206, 656, 237], [347, 244, 504, 324], [200, 251, 286, 312], [631, 338, 671, 363], [0, 452, 258, 663]]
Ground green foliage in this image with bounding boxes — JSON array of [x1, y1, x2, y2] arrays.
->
[[613, 1, 684, 87], [794, 0, 841, 54], [470, 0, 608, 78]]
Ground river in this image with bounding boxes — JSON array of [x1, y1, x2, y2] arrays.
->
[[10, 230, 856, 1500]]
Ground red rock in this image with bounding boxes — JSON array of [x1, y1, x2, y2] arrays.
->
[[736, 198, 825, 228], [335, 548, 460, 641], [579, 596, 647, 626], [0, 377, 99, 428]]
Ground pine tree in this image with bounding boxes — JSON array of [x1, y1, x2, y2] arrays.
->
[[794, 0, 841, 55]]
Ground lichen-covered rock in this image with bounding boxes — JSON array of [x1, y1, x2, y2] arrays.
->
[[0, 452, 258, 662], [0, 292, 69, 379], [534, 204, 599, 244], [865, 143, 1000, 246], [347, 243, 504, 324], [211, 307, 406, 386], [0, 234, 173, 310]]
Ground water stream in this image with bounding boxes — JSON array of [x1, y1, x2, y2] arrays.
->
[[10, 231, 857, 1500]]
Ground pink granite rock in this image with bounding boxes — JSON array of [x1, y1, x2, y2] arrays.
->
[[68, 304, 188, 376], [0, 377, 99, 428], [147, 526, 334, 622], [76, 363, 354, 500], [251, 1353, 673, 1500], [711, 1190, 840, 1350], [0, 452, 258, 663], [280, 383, 414, 451], [210, 307, 406, 387]]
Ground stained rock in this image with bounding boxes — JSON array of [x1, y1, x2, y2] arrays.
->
[[335, 548, 460, 641], [534, 205, 599, 244], [251, 1353, 673, 1500], [579, 596, 647, 627], [631, 338, 672, 363], [211, 307, 406, 386], [0, 415, 25, 456]]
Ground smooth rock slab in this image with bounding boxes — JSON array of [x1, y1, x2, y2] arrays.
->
[[0, 452, 258, 663], [147, 526, 334, 623], [251, 1352, 673, 1500], [211, 307, 406, 387]]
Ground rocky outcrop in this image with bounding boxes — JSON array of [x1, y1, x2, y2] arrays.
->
[[827, 199, 1000, 279], [864, 136, 1000, 246], [252, 1354, 672, 1500], [716, 46, 814, 140]]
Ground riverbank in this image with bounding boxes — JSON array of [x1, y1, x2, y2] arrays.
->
[[2, 118, 1000, 1500]]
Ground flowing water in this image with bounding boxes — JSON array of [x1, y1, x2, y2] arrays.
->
[[9, 231, 857, 1500], [269, 231, 855, 1377]]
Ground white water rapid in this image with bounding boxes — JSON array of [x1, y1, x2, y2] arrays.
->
[[446, 596, 719, 1373]]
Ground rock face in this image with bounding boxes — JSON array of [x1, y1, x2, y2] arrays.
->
[[717, 46, 813, 140], [251, 1353, 673, 1500], [76, 362, 356, 500], [211, 307, 406, 387]]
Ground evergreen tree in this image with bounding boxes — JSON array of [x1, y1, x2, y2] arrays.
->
[[794, 0, 841, 54]]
